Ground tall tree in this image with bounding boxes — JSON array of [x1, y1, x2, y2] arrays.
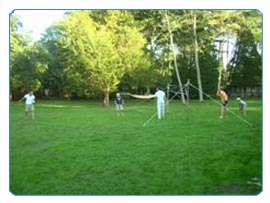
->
[[41, 23, 69, 97], [132, 10, 181, 92], [43, 10, 148, 104], [191, 11, 203, 101], [162, 11, 186, 103], [206, 10, 252, 90], [10, 15, 49, 97], [10, 15, 25, 95], [227, 11, 262, 95]]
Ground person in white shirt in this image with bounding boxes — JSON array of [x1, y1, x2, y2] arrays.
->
[[20, 91, 35, 120], [154, 87, 166, 119], [236, 97, 247, 116], [128, 87, 166, 120]]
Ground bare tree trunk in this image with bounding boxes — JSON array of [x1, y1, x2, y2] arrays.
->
[[164, 12, 185, 103], [192, 12, 203, 102], [217, 40, 225, 93], [103, 87, 110, 107]]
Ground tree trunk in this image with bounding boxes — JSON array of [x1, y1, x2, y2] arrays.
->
[[192, 12, 204, 102], [103, 87, 110, 107], [217, 39, 225, 93], [164, 12, 186, 103]]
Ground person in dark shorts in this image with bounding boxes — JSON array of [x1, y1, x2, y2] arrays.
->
[[115, 93, 124, 116], [218, 88, 228, 119]]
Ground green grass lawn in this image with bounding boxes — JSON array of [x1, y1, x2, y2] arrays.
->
[[9, 98, 262, 195]]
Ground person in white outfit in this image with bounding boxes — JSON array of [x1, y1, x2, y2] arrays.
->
[[154, 87, 166, 119], [20, 91, 35, 120], [236, 97, 247, 116]]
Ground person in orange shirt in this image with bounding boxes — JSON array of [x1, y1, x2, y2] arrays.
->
[[217, 88, 228, 119]]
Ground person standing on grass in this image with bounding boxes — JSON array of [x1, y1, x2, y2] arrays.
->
[[115, 93, 124, 116], [19, 91, 35, 120], [236, 97, 247, 116], [217, 88, 228, 119], [154, 87, 166, 120]]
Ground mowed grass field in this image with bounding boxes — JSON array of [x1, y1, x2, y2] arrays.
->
[[10, 98, 262, 195]]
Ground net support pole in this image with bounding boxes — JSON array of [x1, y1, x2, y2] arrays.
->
[[185, 79, 190, 105], [185, 79, 190, 122], [166, 83, 170, 106]]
